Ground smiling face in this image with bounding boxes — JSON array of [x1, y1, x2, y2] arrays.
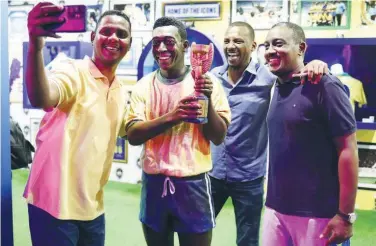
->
[[223, 26, 256, 70], [264, 26, 306, 78], [152, 25, 188, 72], [91, 15, 132, 68]]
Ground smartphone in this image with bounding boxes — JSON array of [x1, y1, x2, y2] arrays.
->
[[44, 5, 87, 33]]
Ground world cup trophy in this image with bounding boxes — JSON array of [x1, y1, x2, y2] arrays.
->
[[185, 42, 214, 124]]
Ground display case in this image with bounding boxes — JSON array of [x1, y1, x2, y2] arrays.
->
[[305, 38, 376, 125], [305, 38, 376, 195]]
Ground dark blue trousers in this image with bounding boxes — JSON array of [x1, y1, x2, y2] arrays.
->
[[28, 204, 105, 246], [210, 176, 264, 246]]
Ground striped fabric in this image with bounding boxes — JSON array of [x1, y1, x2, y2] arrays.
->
[[125, 69, 231, 177]]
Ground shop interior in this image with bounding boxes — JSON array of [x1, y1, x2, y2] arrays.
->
[[2, 0, 376, 245]]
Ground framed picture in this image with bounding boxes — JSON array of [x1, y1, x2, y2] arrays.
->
[[117, 37, 144, 75], [110, 0, 155, 31], [297, 0, 351, 29], [8, 4, 33, 41], [357, 143, 376, 190], [361, 0, 376, 26], [113, 137, 128, 163], [231, 0, 289, 30], [86, 4, 104, 32]]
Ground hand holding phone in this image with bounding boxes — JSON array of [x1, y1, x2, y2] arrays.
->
[[43, 5, 87, 33], [27, 2, 65, 40]]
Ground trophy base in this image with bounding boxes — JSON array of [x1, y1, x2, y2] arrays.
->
[[185, 117, 208, 124]]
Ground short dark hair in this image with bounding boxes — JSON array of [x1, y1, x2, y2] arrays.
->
[[95, 10, 131, 33], [153, 16, 187, 40], [228, 21, 255, 41], [271, 22, 306, 44]]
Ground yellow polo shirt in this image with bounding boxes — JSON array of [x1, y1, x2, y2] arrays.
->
[[338, 74, 367, 111], [125, 69, 231, 177], [23, 57, 128, 220]]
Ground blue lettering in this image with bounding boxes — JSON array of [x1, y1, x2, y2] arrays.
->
[[192, 8, 199, 14]]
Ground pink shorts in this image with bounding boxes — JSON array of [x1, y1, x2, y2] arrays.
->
[[261, 207, 349, 246]]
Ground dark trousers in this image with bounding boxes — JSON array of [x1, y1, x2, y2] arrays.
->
[[336, 14, 343, 26], [28, 204, 105, 246], [210, 176, 264, 246]]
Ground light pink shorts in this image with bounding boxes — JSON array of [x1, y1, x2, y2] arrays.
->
[[261, 207, 349, 246]]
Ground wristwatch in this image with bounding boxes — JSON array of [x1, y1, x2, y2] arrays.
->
[[337, 210, 357, 224]]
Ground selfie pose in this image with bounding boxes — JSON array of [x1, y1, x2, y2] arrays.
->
[[23, 3, 132, 245]]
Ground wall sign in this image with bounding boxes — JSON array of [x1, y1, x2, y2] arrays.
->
[[164, 2, 221, 20]]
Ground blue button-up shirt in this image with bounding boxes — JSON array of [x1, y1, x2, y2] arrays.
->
[[210, 60, 276, 182]]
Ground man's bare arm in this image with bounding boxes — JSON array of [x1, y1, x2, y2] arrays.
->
[[334, 132, 358, 214], [26, 2, 64, 108], [127, 96, 201, 145], [26, 48, 60, 108]]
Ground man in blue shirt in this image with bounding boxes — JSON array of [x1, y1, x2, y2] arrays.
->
[[210, 21, 328, 246], [262, 22, 358, 246], [335, 1, 347, 26]]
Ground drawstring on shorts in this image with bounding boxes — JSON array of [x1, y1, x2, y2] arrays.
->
[[161, 177, 176, 198]]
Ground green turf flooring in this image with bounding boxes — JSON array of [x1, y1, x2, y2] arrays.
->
[[11, 169, 376, 246]]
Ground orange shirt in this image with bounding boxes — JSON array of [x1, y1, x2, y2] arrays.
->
[[125, 69, 231, 177]]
